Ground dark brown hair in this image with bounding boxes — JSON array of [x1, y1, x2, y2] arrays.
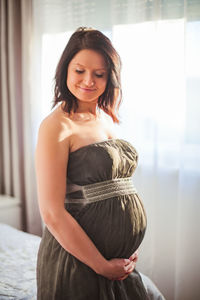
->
[[53, 27, 122, 123]]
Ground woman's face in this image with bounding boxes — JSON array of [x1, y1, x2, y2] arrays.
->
[[67, 49, 108, 103]]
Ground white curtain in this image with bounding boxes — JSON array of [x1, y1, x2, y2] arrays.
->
[[32, 1, 200, 299]]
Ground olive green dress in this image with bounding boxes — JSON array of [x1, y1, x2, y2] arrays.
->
[[37, 139, 148, 300]]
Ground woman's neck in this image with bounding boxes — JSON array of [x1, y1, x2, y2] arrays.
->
[[75, 100, 98, 115]]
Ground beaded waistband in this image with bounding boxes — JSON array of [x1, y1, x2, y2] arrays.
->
[[65, 177, 137, 204]]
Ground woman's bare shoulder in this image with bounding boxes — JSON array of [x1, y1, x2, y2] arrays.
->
[[36, 106, 75, 156], [38, 106, 73, 139]]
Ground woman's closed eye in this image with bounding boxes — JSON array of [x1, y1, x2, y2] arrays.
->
[[75, 69, 105, 78], [76, 69, 84, 74], [95, 73, 104, 78]]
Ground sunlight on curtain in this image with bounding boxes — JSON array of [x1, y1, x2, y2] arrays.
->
[[113, 20, 186, 162], [112, 20, 200, 300]]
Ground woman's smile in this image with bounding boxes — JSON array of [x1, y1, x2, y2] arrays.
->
[[78, 86, 97, 92]]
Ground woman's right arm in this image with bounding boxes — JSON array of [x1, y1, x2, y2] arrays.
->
[[35, 117, 135, 280]]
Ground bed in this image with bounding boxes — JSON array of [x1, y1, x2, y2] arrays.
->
[[0, 223, 165, 300], [0, 223, 40, 300]]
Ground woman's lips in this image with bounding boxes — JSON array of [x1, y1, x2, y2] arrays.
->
[[78, 86, 96, 92]]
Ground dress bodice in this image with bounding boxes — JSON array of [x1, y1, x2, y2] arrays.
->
[[67, 139, 138, 185]]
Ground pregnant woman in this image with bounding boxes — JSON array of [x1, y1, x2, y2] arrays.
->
[[35, 27, 148, 300]]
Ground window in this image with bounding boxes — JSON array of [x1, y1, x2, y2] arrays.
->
[[40, 20, 200, 170]]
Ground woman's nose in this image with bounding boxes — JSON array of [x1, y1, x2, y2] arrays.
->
[[83, 73, 95, 87]]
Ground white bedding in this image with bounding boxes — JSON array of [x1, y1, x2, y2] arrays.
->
[[0, 224, 40, 300], [0, 223, 165, 300]]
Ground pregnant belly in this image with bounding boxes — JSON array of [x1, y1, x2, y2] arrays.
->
[[66, 194, 147, 260]]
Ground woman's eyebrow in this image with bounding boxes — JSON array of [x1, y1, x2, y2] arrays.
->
[[73, 63, 107, 71]]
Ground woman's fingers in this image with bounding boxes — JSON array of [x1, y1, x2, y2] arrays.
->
[[105, 256, 137, 281], [123, 258, 131, 265], [129, 249, 139, 263], [114, 262, 136, 280], [125, 261, 136, 273]]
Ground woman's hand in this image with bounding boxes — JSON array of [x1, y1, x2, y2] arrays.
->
[[99, 258, 134, 280], [114, 250, 139, 281], [98, 250, 139, 281]]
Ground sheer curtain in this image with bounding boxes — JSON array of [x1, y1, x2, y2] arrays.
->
[[32, 1, 200, 299], [112, 20, 200, 300]]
